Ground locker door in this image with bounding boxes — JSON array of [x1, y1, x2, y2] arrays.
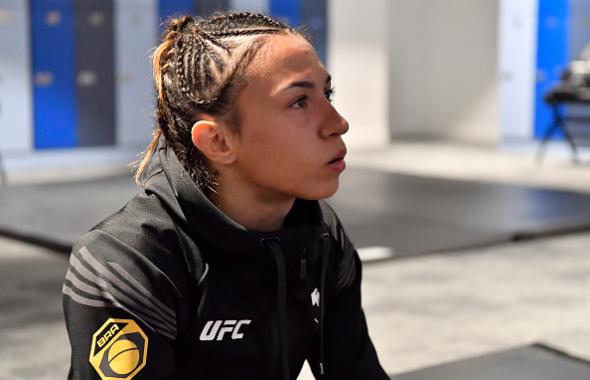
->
[[30, 0, 77, 149], [74, 0, 116, 147], [0, 0, 33, 152], [196, 0, 229, 16], [534, 0, 570, 139], [301, 0, 327, 64], [160, 0, 194, 23], [114, 0, 157, 148], [270, 0, 301, 27]]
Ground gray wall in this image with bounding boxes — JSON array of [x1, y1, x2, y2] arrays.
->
[[388, 0, 500, 145], [328, 0, 390, 150], [0, 0, 33, 153], [114, 0, 157, 150]]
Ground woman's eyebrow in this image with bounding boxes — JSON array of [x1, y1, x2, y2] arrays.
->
[[279, 75, 332, 93]]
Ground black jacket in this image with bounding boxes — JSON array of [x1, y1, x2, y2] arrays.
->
[[62, 139, 388, 380]]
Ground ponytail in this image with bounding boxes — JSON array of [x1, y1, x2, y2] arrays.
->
[[134, 128, 162, 185]]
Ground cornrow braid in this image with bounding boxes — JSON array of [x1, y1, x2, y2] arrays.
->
[[207, 28, 284, 38], [135, 12, 305, 194], [207, 11, 290, 30]]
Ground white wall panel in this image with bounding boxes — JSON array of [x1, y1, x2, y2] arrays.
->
[[387, 0, 430, 137], [329, 0, 389, 150], [389, 0, 500, 145], [230, 0, 269, 12], [428, 0, 499, 144], [0, 0, 33, 153], [114, 0, 157, 149], [570, 0, 590, 62], [498, 0, 537, 141]]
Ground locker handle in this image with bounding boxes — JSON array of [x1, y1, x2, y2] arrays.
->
[[78, 70, 98, 87], [35, 72, 54, 87], [89, 11, 105, 27], [120, 73, 134, 83], [0, 9, 11, 26], [45, 11, 61, 26]]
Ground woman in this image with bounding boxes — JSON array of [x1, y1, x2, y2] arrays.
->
[[63, 12, 388, 380]]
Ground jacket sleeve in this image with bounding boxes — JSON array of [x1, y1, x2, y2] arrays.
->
[[313, 202, 390, 380], [62, 230, 183, 380]]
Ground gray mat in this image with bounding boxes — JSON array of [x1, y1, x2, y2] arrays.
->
[[330, 169, 590, 256], [0, 175, 139, 251], [2, 168, 590, 256], [391, 344, 590, 380], [0, 241, 70, 379]]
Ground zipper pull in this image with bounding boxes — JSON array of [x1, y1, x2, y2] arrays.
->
[[300, 248, 307, 280]]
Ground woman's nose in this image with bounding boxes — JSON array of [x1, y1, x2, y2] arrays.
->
[[320, 106, 349, 138]]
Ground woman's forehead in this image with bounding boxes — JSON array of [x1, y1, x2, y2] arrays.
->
[[248, 34, 327, 89]]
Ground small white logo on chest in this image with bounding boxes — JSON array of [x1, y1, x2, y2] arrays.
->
[[311, 288, 320, 307], [199, 320, 252, 341]]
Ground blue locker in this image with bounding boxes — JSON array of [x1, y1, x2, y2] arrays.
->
[[30, 0, 78, 149], [159, 0, 194, 26], [271, 0, 300, 27], [534, 0, 570, 139], [74, 0, 116, 147]]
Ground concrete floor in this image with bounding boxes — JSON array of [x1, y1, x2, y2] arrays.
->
[[347, 140, 590, 194], [0, 238, 69, 380], [3, 231, 590, 379], [298, 232, 590, 379]]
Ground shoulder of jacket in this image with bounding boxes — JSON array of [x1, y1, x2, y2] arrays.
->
[[66, 228, 186, 340], [71, 192, 206, 300], [71, 228, 189, 296], [91, 193, 204, 271]]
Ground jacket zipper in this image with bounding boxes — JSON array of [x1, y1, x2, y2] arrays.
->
[[300, 248, 307, 280]]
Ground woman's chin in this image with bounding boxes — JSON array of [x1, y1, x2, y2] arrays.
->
[[298, 180, 340, 201]]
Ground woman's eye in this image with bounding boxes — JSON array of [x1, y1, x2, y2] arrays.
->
[[292, 96, 308, 109], [325, 87, 335, 102]]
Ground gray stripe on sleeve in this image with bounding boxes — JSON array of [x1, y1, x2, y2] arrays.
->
[[77, 247, 177, 328], [62, 283, 113, 308], [65, 268, 103, 297], [62, 282, 176, 341], [69, 249, 177, 338], [108, 262, 176, 319]]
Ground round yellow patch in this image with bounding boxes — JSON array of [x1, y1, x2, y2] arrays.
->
[[107, 339, 140, 375]]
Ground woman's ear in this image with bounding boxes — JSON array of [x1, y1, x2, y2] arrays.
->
[[191, 120, 237, 165]]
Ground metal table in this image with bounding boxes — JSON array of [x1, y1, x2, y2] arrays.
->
[[537, 84, 590, 164]]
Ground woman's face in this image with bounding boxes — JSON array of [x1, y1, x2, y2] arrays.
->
[[229, 33, 349, 201]]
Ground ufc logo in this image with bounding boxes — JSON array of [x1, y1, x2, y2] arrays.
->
[[199, 320, 252, 341]]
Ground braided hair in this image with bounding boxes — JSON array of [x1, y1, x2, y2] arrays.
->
[[135, 12, 304, 194]]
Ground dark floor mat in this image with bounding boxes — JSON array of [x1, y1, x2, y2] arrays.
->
[[2, 168, 590, 256], [0, 174, 139, 251], [391, 344, 590, 380], [330, 168, 590, 256]]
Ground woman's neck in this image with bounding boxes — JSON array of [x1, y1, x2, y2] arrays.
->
[[212, 177, 295, 232]]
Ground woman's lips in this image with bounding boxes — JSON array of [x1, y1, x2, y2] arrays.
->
[[327, 151, 346, 172], [328, 158, 346, 172]]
